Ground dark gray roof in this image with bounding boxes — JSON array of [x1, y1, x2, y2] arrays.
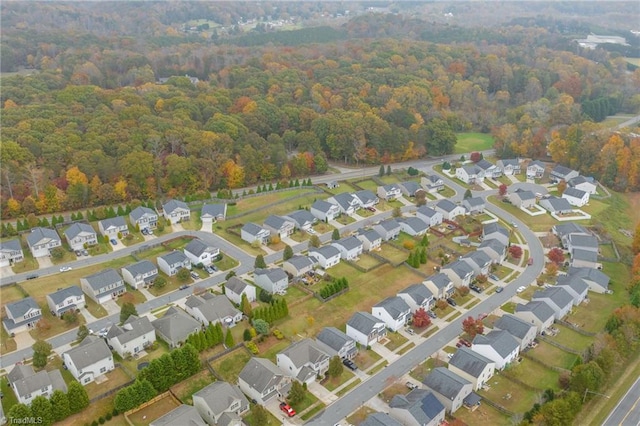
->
[[64, 223, 95, 240], [8, 364, 34, 383], [494, 314, 535, 339], [311, 199, 336, 214], [357, 228, 382, 243], [5, 297, 40, 318], [254, 267, 287, 282], [552, 164, 576, 177], [449, 347, 494, 378], [398, 217, 429, 233], [390, 389, 445, 425], [279, 338, 329, 368], [425, 273, 452, 290], [99, 216, 127, 230], [512, 189, 536, 201], [472, 330, 519, 357], [572, 249, 598, 262], [242, 222, 267, 236], [528, 160, 545, 169], [382, 183, 401, 192], [498, 158, 519, 167], [568, 267, 609, 288], [568, 176, 593, 186], [553, 222, 589, 237], [163, 199, 189, 215], [13, 369, 67, 399], [423, 367, 471, 400], [476, 159, 496, 171], [445, 260, 474, 278], [436, 199, 457, 212], [238, 357, 284, 394], [354, 189, 377, 204], [64, 336, 112, 370], [361, 413, 403, 426], [26, 227, 60, 247], [463, 251, 492, 268], [333, 236, 363, 251], [150, 404, 206, 426], [563, 187, 587, 199], [398, 284, 433, 305], [423, 174, 442, 184], [515, 301, 555, 322], [478, 239, 506, 255], [225, 276, 251, 294], [286, 209, 316, 226], [568, 234, 598, 249], [193, 382, 249, 419], [0, 239, 22, 252], [316, 327, 354, 352], [47, 286, 83, 306], [185, 294, 240, 323], [483, 222, 509, 238], [347, 312, 384, 334], [201, 203, 227, 219], [556, 275, 589, 295], [264, 215, 293, 230], [533, 287, 575, 309], [462, 164, 482, 175], [184, 238, 213, 257], [399, 181, 421, 195], [285, 255, 315, 270], [107, 315, 154, 345], [159, 250, 189, 266], [417, 206, 439, 218], [309, 245, 341, 259], [152, 307, 201, 345], [542, 196, 573, 212], [463, 196, 485, 208], [331, 192, 358, 211], [374, 296, 410, 320], [376, 218, 401, 231], [130, 206, 157, 221], [123, 260, 157, 277]]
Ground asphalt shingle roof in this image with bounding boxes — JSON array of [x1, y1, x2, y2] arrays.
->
[[152, 307, 201, 346], [130, 206, 156, 221], [423, 367, 471, 400], [333, 236, 363, 251], [568, 267, 609, 288], [494, 314, 535, 339], [6, 297, 40, 318], [123, 260, 157, 277], [99, 216, 127, 230], [472, 330, 519, 358], [150, 405, 206, 426], [64, 223, 95, 240], [398, 283, 433, 305], [82, 269, 123, 291], [311, 199, 336, 214], [374, 296, 410, 320], [159, 250, 189, 266], [316, 327, 353, 353], [515, 300, 556, 322], [425, 273, 452, 290], [0, 239, 22, 252], [254, 267, 287, 282], [47, 286, 83, 306], [242, 222, 267, 236], [347, 312, 383, 335], [163, 199, 189, 215], [389, 389, 445, 425], [201, 203, 227, 219], [309, 245, 341, 259], [436, 199, 458, 212], [285, 255, 315, 270], [449, 347, 494, 378], [238, 357, 283, 394], [64, 336, 112, 370], [26, 227, 60, 247]]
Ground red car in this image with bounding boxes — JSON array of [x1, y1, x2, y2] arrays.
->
[[280, 402, 296, 417], [459, 339, 472, 347]]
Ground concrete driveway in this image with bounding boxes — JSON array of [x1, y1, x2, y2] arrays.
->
[[0, 266, 15, 278], [36, 256, 53, 268]]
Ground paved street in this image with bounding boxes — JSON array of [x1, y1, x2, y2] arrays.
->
[[603, 377, 640, 426]]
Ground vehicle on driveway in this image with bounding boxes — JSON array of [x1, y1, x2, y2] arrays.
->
[[81, 249, 89, 256], [489, 274, 499, 281], [342, 359, 358, 371], [406, 328, 415, 335], [427, 310, 437, 319], [517, 286, 526, 293], [280, 402, 296, 417], [469, 284, 483, 293], [110, 239, 118, 245], [406, 381, 418, 390], [528, 257, 534, 266], [367, 207, 376, 212], [190, 271, 199, 280], [459, 339, 472, 347], [59, 266, 72, 272], [204, 266, 215, 274], [446, 297, 457, 307]]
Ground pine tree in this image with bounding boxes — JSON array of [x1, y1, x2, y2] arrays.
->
[[30, 396, 54, 426], [420, 248, 427, 264], [240, 293, 252, 317], [379, 165, 385, 177], [215, 323, 224, 344], [224, 329, 235, 348], [386, 165, 391, 176], [254, 255, 266, 269], [67, 381, 90, 413], [50, 390, 70, 422], [332, 228, 340, 240]]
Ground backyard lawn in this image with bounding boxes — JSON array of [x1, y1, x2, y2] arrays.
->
[[505, 358, 560, 391], [527, 341, 578, 370], [378, 243, 408, 264], [355, 253, 384, 270], [479, 373, 539, 414], [84, 366, 133, 399], [171, 369, 217, 405], [210, 347, 252, 383], [127, 393, 181, 426], [455, 132, 495, 154], [454, 401, 512, 426], [548, 324, 594, 353]]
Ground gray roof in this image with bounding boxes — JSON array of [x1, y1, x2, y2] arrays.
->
[[382, 183, 400, 192], [399, 181, 421, 195], [285, 255, 315, 271], [528, 160, 545, 169], [568, 267, 609, 288], [309, 245, 341, 259], [423, 174, 443, 185], [0, 239, 22, 252], [449, 347, 494, 378], [225, 276, 251, 294], [445, 259, 474, 278], [572, 248, 598, 262], [376, 218, 401, 231], [107, 315, 154, 345], [553, 222, 589, 238], [333, 236, 363, 251], [417, 206, 439, 218], [462, 164, 482, 175], [130, 206, 157, 221], [99, 216, 127, 230], [201, 203, 227, 219], [533, 287, 575, 309], [64, 223, 95, 240], [5, 297, 40, 318], [423, 367, 471, 400], [512, 189, 536, 201], [556, 275, 589, 295], [568, 176, 593, 187], [483, 222, 509, 238], [159, 250, 189, 266], [354, 189, 377, 204], [12, 369, 67, 399], [398, 284, 433, 305], [361, 413, 403, 426], [472, 330, 519, 357], [476, 159, 495, 171], [563, 187, 587, 199], [123, 260, 157, 277], [463, 196, 485, 208], [390, 389, 445, 425], [193, 381, 249, 419], [26, 227, 60, 247], [357, 228, 382, 243], [286, 209, 316, 227], [311, 199, 336, 214], [398, 217, 429, 233], [163, 199, 189, 215], [254, 267, 287, 282], [494, 314, 536, 339], [184, 238, 214, 257], [552, 164, 576, 177], [374, 296, 411, 320], [463, 251, 492, 268], [542, 196, 573, 212], [8, 364, 34, 383], [515, 301, 555, 322], [152, 307, 201, 345], [82, 268, 123, 291], [185, 294, 240, 323], [425, 273, 452, 290], [568, 234, 598, 249], [347, 311, 384, 334], [150, 404, 206, 426], [331, 192, 358, 210], [47, 286, 83, 306], [279, 338, 329, 369], [64, 336, 112, 370], [497, 158, 519, 167], [436, 199, 458, 212], [478, 239, 506, 255], [238, 357, 284, 394], [264, 215, 293, 230], [242, 222, 267, 236], [316, 327, 354, 353]]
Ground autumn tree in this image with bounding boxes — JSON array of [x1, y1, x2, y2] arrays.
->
[[470, 152, 482, 163], [462, 316, 484, 339], [547, 248, 565, 265], [412, 308, 432, 328], [557, 180, 567, 195], [545, 262, 559, 278], [309, 235, 321, 248], [498, 184, 508, 196], [509, 245, 523, 259]]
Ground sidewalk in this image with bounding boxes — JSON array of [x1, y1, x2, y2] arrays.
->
[[139, 287, 155, 301]]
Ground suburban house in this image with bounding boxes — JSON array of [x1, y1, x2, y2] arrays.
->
[[377, 184, 402, 201], [397, 217, 429, 237], [193, 382, 249, 426], [264, 215, 295, 240], [423, 273, 454, 299], [328, 192, 361, 216], [3, 297, 42, 334], [509, 189, 537, 209], [514, 301, 556, 333], [46, 285, 84, 317], [276, 338, 330, 384], [129, 206, 158, 231], [254, 267, 288, 294], [157, 251, 191, 276], [442, 260, 475, 288], [539, 196, 573, 214], [200, 203, 227, 223], [354, 190, 379, 209], [552, 222, 590, 243], [362, 413, 403, 426], [567, 234, 599, 254], [550, 165, 579, 183], [185, 293, 242, 327], [476, 159, 501, 178], [98, 216, 129, 238], [310, 200, 340, 222], [435, 200, 465, 220], [471, 330, 520, 370], [482, 222, 510, 246], [224, 276, 256, 305], [562, 187, 590, 207], [448, 347, 496, 391], [64, 223, 98, 251], [493, 314, 537, 350], [373, 218, 401, 241], [556, 275, 590, 305], [150, 405, 206, 426], [326, 181, 339, 189], [80, 268, 125, 304], [456, 164, 484, 184], [398, 181, 424, 198], [63, 336, 114, 385], [421, 175, 445, 193], [308, 245, 341, 269], [416, 206, 443, 228], [0, 239, 24, 267], [316, 327, 357, 360], [532, 287, 574, 319], [286, 209, 317, 231], [106, 315, 156, 358], [7, 364, 67, 405], [478, 239, 507, 264], [422, 367, 474, 413], [121, 260, 158, 290], [238, 357, 290, 405], [568, 267, 610, 293], [526, 160, 546, 179], [570, 249, 602, 269], [372, 296, 411, 332], [346, 311, 387, 347], [496, 159, 521, 175], [152, 306, 201, 348], [26, 227, 61, 258], [283, 255, 315, 278], [389, 389, 446, 426], [462, 197, 486, 215], [461, 251, 492, 276], [240, 223, 270, 245], [397, 284, 434, 313], [568, 176, 597, 194], [332, 236, 364, 260], [162, 199, 190, 224], [184, 238, 219, 266], [357, 229, 383, 252]]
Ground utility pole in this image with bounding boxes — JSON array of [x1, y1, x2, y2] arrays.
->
[[583, 388, 611, 403]]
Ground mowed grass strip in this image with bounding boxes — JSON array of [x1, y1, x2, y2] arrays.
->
[[528, 341, 578, 370], [455, 132, 495, 154]]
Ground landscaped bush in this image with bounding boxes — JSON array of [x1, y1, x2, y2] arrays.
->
[[273, 329, 284, 339], [246, 342, 259, 355], [318, 277, 349, 300], [403, 241, 415, 250]]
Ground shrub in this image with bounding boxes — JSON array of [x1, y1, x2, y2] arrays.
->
[[273, 329, 284, 340], [99, 418, 105, 425], [91, 421, 98, 426], [246, 342, 259, 355], [106, 413, 112, 421], [403, 241, 415, 250]]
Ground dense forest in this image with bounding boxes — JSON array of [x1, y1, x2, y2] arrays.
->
[[1, 2, 639, 219]]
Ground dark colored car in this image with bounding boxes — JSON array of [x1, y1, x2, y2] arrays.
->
[[446, 297, 457, 307], [342, 359, 358, 371], [469, 284, 482, 293], [26, 274, 38, 280]]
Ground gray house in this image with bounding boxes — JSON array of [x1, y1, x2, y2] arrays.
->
[[514, 301, 556, 333], [448, 347, 496, 391], [308, 245, 341, 269], [263, 215, 295, 239], [241, 223, 270, 245], [129, 206, 158, 231], [162, 199, 190, 224], [328, 192, 361, 216], [493, 314, 537, 350], [372, 296, 411, 332], [354, 190, 379, 208], [152, 306, 201, 348], [373, 218, 401, 241], [26, 227, 61, 258], [0, 239, 24, 267], [416, 206, 443, 228], [286, 209, 317, 231], [150, 405, 206, 426], [64, 223, 98, 251], [276, 338, 330, 384], [121, 260, 158, 290], [106, 315, 156, 358], [442, 260, 475, 287], [398, 181, 424, 198], [200, 203, 227, 223], [462, 197, 486, 215], [397, 284, 434, 313], [98, 216, 129, 238], [556, 275, 590, 306], [422, 367, 474, 413], [315, 327, 357, 360], [482, 222, 510, 246], [509, 189, 537, 209], [157, 251, 191, 276], [435, 200, 465, 220], [310, 200, 340, 222], [193, 382, 249, 426], [377, 184, 402, 201], [478, 239, 507, 264], [496, 159, 521, 175], [540, 196, 573, 214], [224, 276, 256, 305], [356, 228, 383, 252], [238, 357, 290, 405], [8, 364, 67, 405], [346, 312, 387, 347], [63, 336, 114, 385], [527, 160, 546, 179], [461, 251, 492, 276], [46, 286, 84, 317], [3, 297, 42, 334], [254, 268, 288, 294], [568, 267, 610, 293], [283, 255, 315, 278], [550, 165, 579, 183], [421, 175, 444, 193], [423, 273, 454, 299], [361, 413, 403, 426], [472, 330, 520, 370], [389, 389, 446, 426], [570, 249, 601, 269], [184, 293, 242, 327], [80, 269, 125, 304], [332, 236, 364, 260], [397, 217, 429, 237], [184, 238, 219, 267]]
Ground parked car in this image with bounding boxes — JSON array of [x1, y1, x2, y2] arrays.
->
[[280, 402, 296, 417], [204, 266, 215, 274], [406, 328, 415, 335], [459, 339, 472, 347], [342, 359, 358, 371], [406, 382, 418, 390], [110, 239, 118, 245], [511, 222, 518, 228], [527, 257, 534, 266], [59, 266, 72, 272], [81, 249, 89, 256], [446, 297, 457, 307], [75, 250, 82, 256], [179, 285, 189, 290], [26, 274, 38, 280], [427, 310, 437, 319], [307, 228, 317, 234], [495, 286, 504, 293], [141, 228, 148, 235], [367, 207, 376, 212], [469, 284, 482, 293], [516, 286, 526, 293], [489, 274, 499, 281], [190, 271, 199, 280]]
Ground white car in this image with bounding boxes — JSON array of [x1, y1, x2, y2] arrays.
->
[[59, 266, 72, 272], [516, 286, 526, 293]]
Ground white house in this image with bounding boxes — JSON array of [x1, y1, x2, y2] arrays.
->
[[98, 217, 129, 238], [476, 159, 501, 178], [397, 283, 434, 313], [332, 236, 364, 260], [200, 203, 227, 223], [309, 245, 341, 269], [80, 269, 125, 304], [184, 238, 219, 266], [0, 239, 24, 267], [150, 405, 206, 426], [310, 200, 340, 222], [46, 286, 84, 317], [568, 267, 610, 294], [106, 315, 156, 358], [493, 314, 537, 350], [377, 184, 402, 201], [162, 199, 190, 224], [482, 222, 510, 246], [64, 223, 98, 251], [435, 200, 465, 220], [539, 196, 573, 214], [354, 190, 379, 209], [568, 176, 597, 195], [63, 336, 114, 385], [442, 260, 474, 288], [570, 249, 602, 269], [526, 160, 546, 179], [157, 251, 191, 276], [478, 239, 507, 264], [2, 297, 42, 334], [283, 255, 315, 278], [372, 296, 411, 332], [129, 206, 158, 231], [461, 251, 491, 276], [184, 293, 242, 327], [254, 268, 288, 294], [328, 193, 361, 216], [462, 197, 486, 215], [448, 347, 496, 391], [26, 227, 61, 258], [286, 209, 317, 231], [121, 260, 158, 290], [373, 219, 401, 241], [416, 206, 443, 228], [238, 357, 290, 405], [397, 217, 429, 236], [562, 187, 590, 207], [456, 164, 484, 184], [224, 276, 256, 305], [7, 364, 67, 405], [423, 273, 454, 299], [263, 215, 295, 239], [471, 330, 520, 370], [531, 287, 574, 319], [276, 339, 330, 385], [316, 327, 357, 360], [193, 382, 249, 426], [346, 312, 387, 347], [357, 229, 382, 251], [421, 175, 444, 193], [509, 189, 537, 209], [550, 165, 579, 183], [496, 159, 521, 175], [241, 223, 270, 245], [514, 301, 556, 334], [422, 368, 473, 413]]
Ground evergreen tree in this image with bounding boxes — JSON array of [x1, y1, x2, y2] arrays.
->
[[215, 323, 224, 344], [420, 234, 429, 247], [268, 183, 274, 191], [117, 205, 125, 216], [50, 390, 70, 422], [243, 328, 252, 341], [7, 404, 32, 422], [67, 381, 90, 413], [32, 340, 52, 368], [332, 228, 340, 240], [31, 395, 55, 426], [288, 381, 306, 404], [379, 165, 385, 177], [328, 356, 344, 378], [224, 329, 235, 348], [420, 248, 427, 264], [386, 165, 391, 176], [464, 189, 472, 199], [283, 244, 294, 261], [254, 254, 266, 269], [120, 302, 138, 323], [241, 293, 252, 317]]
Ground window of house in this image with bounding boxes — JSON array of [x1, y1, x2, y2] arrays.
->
[[100, 367, 106, 373]]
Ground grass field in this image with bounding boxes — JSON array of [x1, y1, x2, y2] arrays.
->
[[127, 394, 181, 426], [210, 347, 252, 383], [378, 243, 408, 264], [454, 402, 512, 425], [244, 406, 281, 426], [506, 358, 560, 391], [384, 332, 408, 351], [84, 366, 132, 399], [549, 324, 594, 352], [171, 369, 216, 405], [529, 341, 578, 370], [455, 133, 495, 154], [479, 373, 539, 414], [322, 369, 355, 391]]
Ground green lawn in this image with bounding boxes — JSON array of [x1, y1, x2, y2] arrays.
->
[[454, 401, 512, 425], [479, 373, 538, 414], [288, 390, 319, 414], [378, 243, 408, 264], [440, 185, 456, 198], [354, 179, 378, 192], [214, 253, 239, 271], [385, 332, 408, 351], [505, 358, 560, 391], [335, 215, 356, 225], [355, 253, 383, 270], [171, 369, 217, 405], [528, 341, 578, 370], [455, 133, 495, 154], [323, 369, 355, 391], [244, 406, 281, 426], [0, 376, 18, 414], [410, 357, 437, 382], [210, 347, 252, 383], [549, 325, 594, 353]]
